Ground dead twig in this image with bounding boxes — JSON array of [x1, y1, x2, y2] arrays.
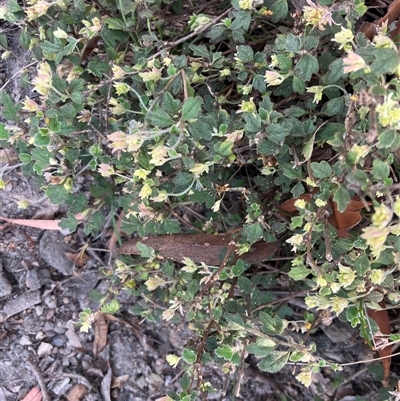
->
[[26, 356, 51, 401]]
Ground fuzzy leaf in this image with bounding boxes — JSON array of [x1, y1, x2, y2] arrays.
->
[[258, 350, 290, 373]]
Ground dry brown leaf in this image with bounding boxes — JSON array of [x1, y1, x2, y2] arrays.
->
[[359, 0, 400, 39], [118, 233, 280, 265], [21, 387, 42, 401], [64, 252, 90, 267], [66, 384, 88, 401], [111, 374, 129, 389], [367, 300, 392, 381], [0, 213, 85, 231], [93, 313, 109, 356], [279, 194, 365, 238]]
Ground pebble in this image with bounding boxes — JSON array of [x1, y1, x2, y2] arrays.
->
[[52, 335, 66, 347], [44, 295, 57, 309], [0, 273, 12, 298], [25, 270, 41, 291], [35, 331, 45, 341], [19, 335, 32, 346], [51, 378, 70, 395], [37, 342, 53, 357], [35, 305, 44, 316], [39, 231, 74, 275]]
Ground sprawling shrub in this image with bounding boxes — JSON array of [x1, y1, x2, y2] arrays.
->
[[1, 0, 400, 398]]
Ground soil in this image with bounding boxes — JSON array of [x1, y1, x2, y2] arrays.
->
[[0, 19, 395, 401]]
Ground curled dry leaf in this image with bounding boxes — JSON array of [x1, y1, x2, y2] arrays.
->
[[367, 300, 392, 381], [64, 252, 90, 267], [93, 313, 109, 356], [359, 0, 400, 39], [279, 194, 365, 238], [118, 233, 280, 265], [66, 384, 88, 401], [21, 387, 42, 401], [0, 213, 85, 231]]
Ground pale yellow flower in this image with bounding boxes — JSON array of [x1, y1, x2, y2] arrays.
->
[[139, 67, 161, 83], [112, 65, 125, 79], [32, 62, 53, 97], [22, 96, 41, 112], [331, 28, 354, 50], [98, 164, 114, 177], [238, 0, 253, 10], [237, 98, 256, 113], [303, 0, 334, 31], [343, 52, 368, 74], [26, 0, 52, 21], [307, 86, 324, 103], [107, 131, 127, 152], [265, 71, 284, 86]]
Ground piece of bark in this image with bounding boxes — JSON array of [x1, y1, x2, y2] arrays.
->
[[118, 233, 280, 265]]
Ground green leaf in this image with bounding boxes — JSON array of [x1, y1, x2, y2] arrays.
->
[[292, 76, 306, 94], [259, 311, 284, 335], [332, 184, 350, 213], [270, 0, 288, 23], [224, 312, 246, 330], [87, 60, 110, 77], [301, 131, 316, 161], [377, 130, 397, 149], [59, 212, 79, 232], [232, 259, 248, 276], [246, 338, 276, 357], [258, 350, 290, 373], [354, 252, 369, 276], [182, 348, 197, 364], [215, 345, 234, 360], [236, 45, 254, 63], [285, 34, 302, 53], [101, 299, 120, 314], [182, 96, 202, 121], [321, 97, 345, 116], [371, 48, 399, 76], [243, 222, 263, 244], [288, 266, 311, 280], [0, 123, 9, 140], [0, 89, 19, 121], [372, 159, 390, 180], [40, 39, 64, 54], [325, 58, 344, 84], [231, 10, 251, 31], [34, 132, 51, 147], [266, 123, 291, 144], [215, 141, 233, 157], [295, 53, 319, 82], [311, 161, 332, 179], [162, 92, 181, 116], [180, 372, 191, 391], [146, 108, 174, 128], [19, 153, 32, 163], [136, 242, 155, 258]]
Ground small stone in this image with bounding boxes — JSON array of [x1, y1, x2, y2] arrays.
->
[[52, 335, 66, 347], [37, 342, 53, 357], [0, 274, 12, 298], [2, 291, 41, 318], [19, 335, 32, 346], [39, 231, 74, 275], [51, 378, 70, 395], [26, 270, 41, 291], [35, 305, 44, 316], [44, 295, 57, 309], [63, 297, 69, 304], [35, 331, 45, 341]]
